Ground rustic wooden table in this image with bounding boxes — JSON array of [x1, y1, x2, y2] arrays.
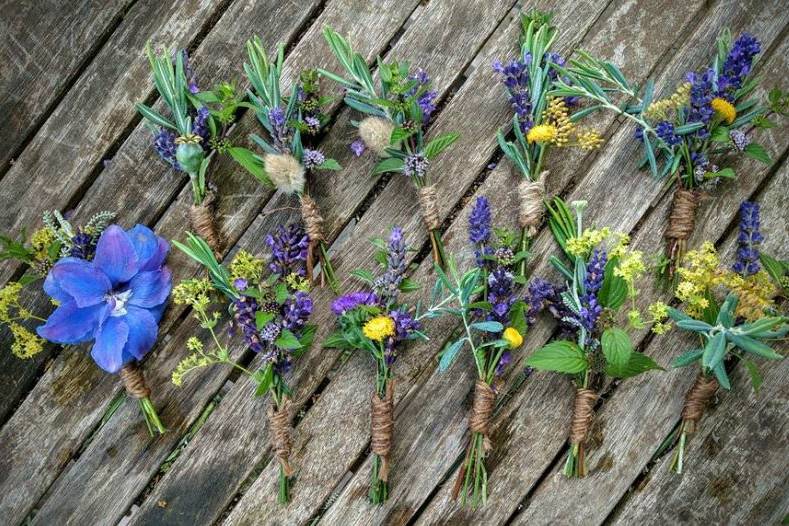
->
[[0, 0, 787, 524]]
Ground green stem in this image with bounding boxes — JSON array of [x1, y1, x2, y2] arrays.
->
[[139, 397, 166, 436], [278, 464, 290, 504], [318, 241, 340, 294]]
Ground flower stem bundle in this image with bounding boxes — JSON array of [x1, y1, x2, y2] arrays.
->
[[229, 37, 342, 292], [320, 27, 460, 269], [172, 226, 316, 504], [648, 201, 787, 473], [325, 227, 426, 504], [526, 198, 662, 477], [494, 11, 604, 279], [548, 30, 783, 278], [1, 212, 172, 435]]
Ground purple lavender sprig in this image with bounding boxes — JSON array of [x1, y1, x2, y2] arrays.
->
[[266, 224, 309, 277], [374, 227, 408, 305], [733, 201, 763, 276]]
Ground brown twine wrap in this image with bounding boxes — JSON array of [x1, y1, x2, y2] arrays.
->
[[681, 374, 718, 434], [188, 187, 223, 255], [370, 380, 395, 482], [664, 189, 700, 269], [417, 185, 440, 231], [120, 363, 151, 399], [268, 399, 294, 477], [517, 173, 546, 235], [569, 388, 598, 445], [300, 194, 326, 284], [469, 380, 496, 450]]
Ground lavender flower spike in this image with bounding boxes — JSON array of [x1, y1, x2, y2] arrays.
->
[[733, 201, 763, 276]]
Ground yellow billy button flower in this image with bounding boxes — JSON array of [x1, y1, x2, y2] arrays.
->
[[711, 97, 737, 124], [527, 124, 558, 144], [363, 315, 396, 342], [502, 327, 523, 349]]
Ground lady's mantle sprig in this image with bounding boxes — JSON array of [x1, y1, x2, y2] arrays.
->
[[548, 31, 783, 277], [423, 196, 528, 507], [647, 201, 786, 474], [32, 221, 171, 435], [494, 11, 604, 278], [228, 37, 342, 292], [325, 227, 425, 504], [172, 226, 314, 504], [138, 46, 240, 253], [526, 198, 662, 477], [320, 27, 459, 269]]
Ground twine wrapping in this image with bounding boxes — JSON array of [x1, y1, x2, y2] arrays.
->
[[469, 380, 496, 451], [417, 185, 440, 231], [268, 399, 295, 477], [300, 194, 326, 284], [665, 189, 700, 243], [681, 374, 718, 434], [120, 363, 151, 399], [188, 187, 223, 255], [569, 388, 598, 445], [370, 381, 395, 482], [518, 173, 546, 235]]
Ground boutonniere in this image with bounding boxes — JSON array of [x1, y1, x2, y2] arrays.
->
[[1, 212, 171, 435], [172, 225, 315, 504], [647, 201, 786, 473], [422, 196, 528, 507], [548, 30, 784, 277], [494, 11, 603, 278], [525, 199, 662, 477], [138, 45, 242, 254], [320, 27, 459, 269], [228, 37, 342, 292], [325, 227, 426, 504]]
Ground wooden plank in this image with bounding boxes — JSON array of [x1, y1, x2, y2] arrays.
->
[[125, 2, 520, 524], [608, 167, 789, 525], [0, 0, 324, 523], [0, 0, 236, 423], [0, 0, 134, 170], [410, 4, 789, 524], [507, 37, 789, 526]]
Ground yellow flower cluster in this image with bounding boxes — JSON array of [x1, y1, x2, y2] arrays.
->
[[527, 124, 557, 144], [363, 315, 395, 342], [614, 250, 646, 298], [608, 232, 631, 259], [527, 98, 603, 150], [230, 250, 265, 285], [711, 97, 737, 124], [643, 82, 691, 120], [285, 272, 310, 292], [724, 270, 777, 321], [10, 323, 44, 358], [577, 130, 605, 150], [542, 98, 574, 145], [173, 278, 214, 312], [30, 228, 55, 258], [566, 227, 611, 257], [675, 242, 720, 317], [1, 282, 46, 358], [646, 301, 672, 334]]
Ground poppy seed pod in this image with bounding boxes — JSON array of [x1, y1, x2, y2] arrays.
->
[[358, 117, 395, 156], [175, 134, 205, 174]]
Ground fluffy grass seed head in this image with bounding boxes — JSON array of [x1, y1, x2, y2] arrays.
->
[[363, 315, 396, 342], [264, 153, 305, 194], [358, 116, 395, 156], [711, 97, 737, 124]]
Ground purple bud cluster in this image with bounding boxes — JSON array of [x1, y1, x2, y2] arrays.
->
[[69, 230, 97, 260], [655, 121, 681, 146], [404, 153, 429, 178], [685, 69, 715, 136], [282, 291, 314, 332], [350, 139, 366, 157], [468, 196, 493, 268], [265, 224, 309, 277], [154, 128, 179, 169], [268, 106, 289, 151], [302, 148, 325, 170], [733, 201, 763, 276], [304, 115, 321, 134], [717, 33, 761, 100], [729, 129, 750, 151], [331, 291, 379, 315], [233, 295, 265, 355], [192, 107, 211, 144], [180, 50, 200, 94], [488, 267, 515, 323]]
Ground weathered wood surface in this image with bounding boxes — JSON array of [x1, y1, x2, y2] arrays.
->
[[0, 0, 787, 525]]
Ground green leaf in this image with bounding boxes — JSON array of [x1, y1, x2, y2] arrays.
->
[[672, 348, 704, 368], [598, 257, 627, 309], [526, 341, 588, 374], [253, 364, 274, 396], [424, 132, 460, 160], [229, 147, 270, 186], [509, 301, 528, 338], [371, 157, 404, 175], [471, 321, 504, 333], [350, 269, 375, 284], [136, 103, 176, 130], [399, 277, 420, 293], [712, 361, 731, 390], [742, 358, 763, 392], [743, 142, 771, 164], [255, 311, 275, 330], [714, 167, 735, 179], [275, 283, 289, 304], [710, 125, 731, 143], [716, 293, 739, 328], [606, 351, 663, 379], [760, 253, 787, 289], [439, 338, 465, 372], [702, 332, 727, 370], [318, 158, 342, 170], [601, 328, 633, 369], [296, 325, 316, 355], [727, 334, 783, 360], [323, 330, 353, 350], [274, 329, 303, 350], [390, 126, 414, 143], [676, 319, 713, 333]]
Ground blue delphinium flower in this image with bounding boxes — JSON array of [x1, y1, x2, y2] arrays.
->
[[717, 33, 761, 100], [266, 224, 309, 277], [37, 225, 171, 373], [733, 201, 763, 276]]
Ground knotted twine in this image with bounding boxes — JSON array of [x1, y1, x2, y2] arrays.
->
[[268, 399, 295, 477], [569, 388, 598, 446], [452, 380, 497, 499], [300, 194, 326, 284], [417, 185, 440, 232], [370, 380, 395, 482], [188, 186, 223, 256], [518, 172, 547, 236], [664, 189, 700, 269], [120, 363, 151, 399], [681, 374, 718, 434]]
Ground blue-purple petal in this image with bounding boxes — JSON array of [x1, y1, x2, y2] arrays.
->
[[127, 224, 169, 271], [90, 316, 130, 373], [37, 301, 107, 345], [93, 225, 140, 284], [123, 306, 159, 361], [51, 259, 112, 308], [128, 268, 172, 308]]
